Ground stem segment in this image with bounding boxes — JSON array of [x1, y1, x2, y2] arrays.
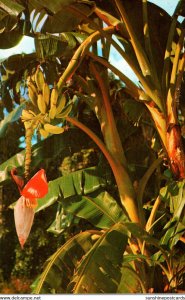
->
[[66, 116, 140, 224]]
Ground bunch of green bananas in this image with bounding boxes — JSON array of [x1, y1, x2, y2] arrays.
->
[[22, 67, 72, 137]]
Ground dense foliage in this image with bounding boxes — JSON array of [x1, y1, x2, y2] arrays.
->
[[0, 0, 185, 293]]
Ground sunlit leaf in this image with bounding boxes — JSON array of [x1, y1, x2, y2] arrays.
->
[[61, 190, 128, 229], [36, 167, 106, 212]]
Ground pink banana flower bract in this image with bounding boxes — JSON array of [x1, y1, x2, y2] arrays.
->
[[11, 169, 48, 248]]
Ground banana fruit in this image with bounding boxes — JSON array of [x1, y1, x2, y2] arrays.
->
[[49, 87, 59, 119], [42, 82, 50, 107], [39, 128, 49, 138], [28, 82, 37, 106], [21, 109, 35, 121], [37, 93, 47, 114], [56, 94, 66, 115], [56, 103, 72, 118], [44, 123, 65, 134], [35, 68, 45, 92], [25, 68, 70, 140]]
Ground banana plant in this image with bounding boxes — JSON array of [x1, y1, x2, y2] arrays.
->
[[0, 0, 185, 294]]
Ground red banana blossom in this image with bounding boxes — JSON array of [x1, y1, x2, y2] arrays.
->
[[11, 168, 48, 248]]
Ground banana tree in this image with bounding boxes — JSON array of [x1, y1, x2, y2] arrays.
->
[[0, 0, 185, 293]]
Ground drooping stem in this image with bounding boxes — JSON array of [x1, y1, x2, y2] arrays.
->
[[66, 116, 140, 224]]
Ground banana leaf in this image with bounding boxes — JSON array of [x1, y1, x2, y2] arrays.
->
[[123, 222, 162, 250], [118, 263, 144, 293], [61, 190, 128, 229], [32, 230, 102, 293], [36, 167, 106, 212], [68, 222, 128, 293], [47, 203, 75, 235], [159, 216, 185, 249], [34, 32, 88, 60], [160, 180, 185, 219], [29, 0, 95, 34], [0, 0, 24, 16], [0, 28, 23, 49]]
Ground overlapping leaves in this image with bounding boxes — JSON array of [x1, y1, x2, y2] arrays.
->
[[32, 230, 102, 293], [33, 223, 128, 294]]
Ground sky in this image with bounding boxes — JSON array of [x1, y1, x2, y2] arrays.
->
[[0, 0, 180, 81]]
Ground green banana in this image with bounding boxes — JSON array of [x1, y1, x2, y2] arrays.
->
[[37, 93, 47, 114], [42, 82, 50, 106], [49, 87, 59, 119], [44, 123, 65, 134], [28, 82, 38, 106], [49, 106, 57, 119], [28, 110, 36, 116], [35, 68, 45, 92], [50, 87, 58, 107], [39, 128, 49, 138], [56, 94, 66, 115], [56, 103, 72, 119], [21, 109, 34, 121]]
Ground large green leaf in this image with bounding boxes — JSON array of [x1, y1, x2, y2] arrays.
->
[[0, 0, 24, 17], [61, 190, 128, 229], [158, 180, 185, 250], [118, 263, 143, 293], [67, 222, 128, 293], [0, 102, 25, 138], [1, 53, 36, 74], [36, 167, 106, 212], [30, 0, 95, 33], [0, 14, 17, 32], [34, 32, 88, 59], [160, 180, 185, 219], [159, 216, 185, 249], [29, 0, 77, 15], [0, 29, 23, 49], [34, 34, 69, 59], [32, 230, 101, 294]]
